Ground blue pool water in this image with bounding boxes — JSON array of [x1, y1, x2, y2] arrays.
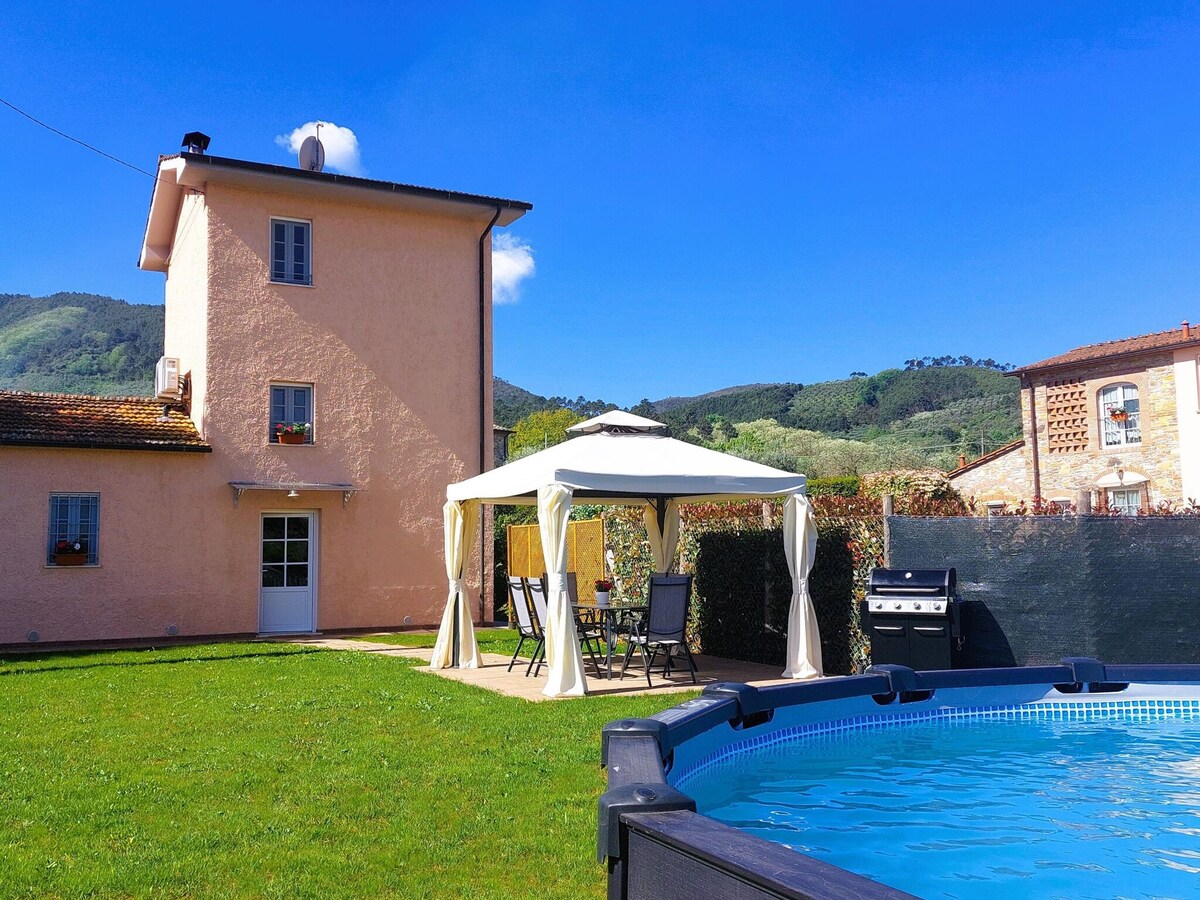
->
[[680, 702, 1200, 899]]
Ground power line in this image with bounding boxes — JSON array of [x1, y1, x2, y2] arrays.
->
[[0, 96, 156, 179]]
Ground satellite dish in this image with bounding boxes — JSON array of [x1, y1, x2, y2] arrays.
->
[[299, 135, 325, 172]]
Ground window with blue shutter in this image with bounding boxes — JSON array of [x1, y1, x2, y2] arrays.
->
[[270, 384, 314, 443], [270, 219, 312, 285]]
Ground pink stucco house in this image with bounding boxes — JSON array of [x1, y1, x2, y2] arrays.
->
[[0, 139, 530, 646]]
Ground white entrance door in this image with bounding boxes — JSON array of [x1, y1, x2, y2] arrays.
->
[[259, 512, 316, 633]]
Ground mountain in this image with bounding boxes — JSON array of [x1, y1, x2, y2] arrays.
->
[[635, 367, 1021, 469], [0, 293, 164, 396], [492, 378, 617, 428], [493, 378, 549, 426], [0, 291, 1020, 468]]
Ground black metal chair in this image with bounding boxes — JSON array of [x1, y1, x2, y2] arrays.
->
[[535, 573, 605, 677], [620, 574, 697, 686], [506, 576, 543, 677]]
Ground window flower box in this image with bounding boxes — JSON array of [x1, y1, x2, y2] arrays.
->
[[276, 422, 311, 445], [53, 539, 88, 566]]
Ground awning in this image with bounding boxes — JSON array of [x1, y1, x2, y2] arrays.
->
[[228, 481, 359, 508]]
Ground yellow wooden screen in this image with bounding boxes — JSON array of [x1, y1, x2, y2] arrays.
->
[[507, 517, 605, 602]]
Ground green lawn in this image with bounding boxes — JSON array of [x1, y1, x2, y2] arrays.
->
[[353, 627, 524, 658], [0, 642, 692, 898]]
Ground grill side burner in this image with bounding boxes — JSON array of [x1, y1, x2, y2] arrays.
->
[[863, 567, 961, 670]]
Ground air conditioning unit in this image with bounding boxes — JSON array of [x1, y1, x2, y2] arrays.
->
[[155, 357, 181, 400]]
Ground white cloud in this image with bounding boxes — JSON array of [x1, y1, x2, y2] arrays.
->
[[492, 233, 535, 304], [274, 121, 363, 176]]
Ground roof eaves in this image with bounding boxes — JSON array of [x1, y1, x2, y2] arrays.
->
[[1011, 333, 1200, 377], [947, 439, 1025, 478], [0, 437, 212, 453], [179, 153, 533, 212]]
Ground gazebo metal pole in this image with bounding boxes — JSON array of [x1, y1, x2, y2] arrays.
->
[[452, 590, 460, 668]]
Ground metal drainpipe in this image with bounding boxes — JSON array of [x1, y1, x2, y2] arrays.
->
[[1026, 378, 1042, 501], [476, 207, 503, 630]]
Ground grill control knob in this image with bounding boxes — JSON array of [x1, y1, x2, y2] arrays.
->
[[913, 602, 922, 610], [933, 602, 942, 611], [893, 602, 902, 610], [874, 601, 883, 610]]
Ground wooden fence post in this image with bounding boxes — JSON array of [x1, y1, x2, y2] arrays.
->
[[882, 494, 894, 566]]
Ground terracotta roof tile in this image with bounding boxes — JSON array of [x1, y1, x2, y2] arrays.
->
[[947, 439, 1024, 479], [1014, 323, 1200, 374], [0, 391, 210, 452]]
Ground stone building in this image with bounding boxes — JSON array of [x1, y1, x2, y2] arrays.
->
[[949, 321, 1200, 514]]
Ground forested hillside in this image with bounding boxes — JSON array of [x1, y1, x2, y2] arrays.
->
[[499, 367, 1020, 473], [0, 291, 1020, 472], [0, 293, 164, 396]]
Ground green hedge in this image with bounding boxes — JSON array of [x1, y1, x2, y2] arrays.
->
[[692, 524, 862, 675]]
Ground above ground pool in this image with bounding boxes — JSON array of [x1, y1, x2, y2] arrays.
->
[[599, 660, 1200, 900]]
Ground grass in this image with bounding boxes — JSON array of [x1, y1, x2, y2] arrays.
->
[[353, 627, 524, 657], [0, 642, 694, 899]]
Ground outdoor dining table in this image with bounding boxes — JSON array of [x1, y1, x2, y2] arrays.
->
[[573, 602, 647, 680]]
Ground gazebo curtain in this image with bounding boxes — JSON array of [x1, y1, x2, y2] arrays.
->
[[430, 499, 482, 669], [643, 498, 681, 573], [538, 483, 588, 697], [782, 492, 823, 679]]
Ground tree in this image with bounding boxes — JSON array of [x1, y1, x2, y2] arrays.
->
[[629, 398, 658, 418], [509, 408, 586, 457]]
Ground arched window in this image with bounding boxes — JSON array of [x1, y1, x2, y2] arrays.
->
[[1099, 384, 1140, 447]]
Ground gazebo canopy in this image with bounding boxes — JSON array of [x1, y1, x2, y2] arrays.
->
[[446, 411, 806, 504], [431, 412, 822, 697]]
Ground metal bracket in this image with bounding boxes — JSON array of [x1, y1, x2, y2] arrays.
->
[[597, 783, 695, 862]]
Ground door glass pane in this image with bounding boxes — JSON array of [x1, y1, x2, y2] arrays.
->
[[263, 541, 285, 563], [263, 517, 285, 540], [286, 517, 308, 539], [262, 564, 285, 587], [286, 540, 308, 563], [286, 564, 309, 587]]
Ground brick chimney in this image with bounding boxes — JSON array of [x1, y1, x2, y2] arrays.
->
[[958, 453, 967, 469], [1184, 320, 1192, 339]]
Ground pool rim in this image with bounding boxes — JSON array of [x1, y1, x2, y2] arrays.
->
[[598, 658, 1200, 900]]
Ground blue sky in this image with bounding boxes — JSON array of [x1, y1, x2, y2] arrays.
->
[[2, 2, 1198, 406]]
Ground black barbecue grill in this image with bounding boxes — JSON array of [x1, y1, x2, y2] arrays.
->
[[863, 567, 961, 670]]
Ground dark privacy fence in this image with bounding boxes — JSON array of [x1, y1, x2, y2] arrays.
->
[[890, 516, 1200, 667], [693, 526, 861, 676]]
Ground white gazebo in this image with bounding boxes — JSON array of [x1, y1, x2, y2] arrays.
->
[[430, 411, 822, 697]]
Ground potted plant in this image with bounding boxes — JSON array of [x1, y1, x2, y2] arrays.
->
[[595, 578, 613, 607], [53, 538, 88, 566], [276, 422, 311, 445], [1110, 408, 1129, 423]]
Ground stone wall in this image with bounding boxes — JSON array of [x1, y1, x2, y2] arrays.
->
[[949, 351, 1183, 510], [948, 443, 1027, 505], [1031, 352, 1181, 505]]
